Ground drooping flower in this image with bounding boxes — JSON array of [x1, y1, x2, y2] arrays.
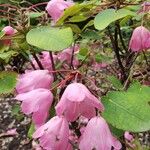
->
[[2, 26, 15, 35], [15, 88, 53, 128], [33, 116, 69, 150], [129, 26, 150, 52], [46, 0, 74, 23], [16, 70, 53, 94], [55, 83, 104, 122], [79, 116, 122, 150]]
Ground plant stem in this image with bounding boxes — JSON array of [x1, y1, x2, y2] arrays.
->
[[107, 26, 126, 82], [32, 53, 44, 70], [70, 42, 76, 70], [142, 51, 149, 67], [49, 52, 57, 81], [116, 23, 127, 52]]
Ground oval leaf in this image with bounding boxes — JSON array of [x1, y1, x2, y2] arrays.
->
[[102, 82, 150, 132], [26, 26, 73, 52], [0, 71, 17, 94], [94, 8, 136, 30]]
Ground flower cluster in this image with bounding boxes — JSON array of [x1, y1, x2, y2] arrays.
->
[[13, 0, 150, 149], [15, 72, 122, 149]]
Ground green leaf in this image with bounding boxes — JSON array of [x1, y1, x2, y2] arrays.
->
[[82, 20, 94, 30], [26, 12, 45, 18], [56, 2, 95, 25], [69, 14, 88, 22], [95, 54, 112, 63], [28, 122, 35, 139], [56, 4, 83, 25], [0, 51, 18, 62], [26, 26, 73, 52], [107, 75, 123, 90], [0, 31, 5, 39], [65, 24, 81, 34], [102, 82, 150, 132], [79, 48, 88, 56], [94, 8, 136, 30], [0, 71, 17, 94], [110, 125, 124, 137], [81, 30, 101, 40]]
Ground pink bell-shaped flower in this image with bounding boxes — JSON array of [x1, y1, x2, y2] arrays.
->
[[129, 26, 150, 52], [15, 88, 53, 128], [46, 0, 74, 23], [55, 83, 104, 122], [2, 26, 15, 35], [16, 70, 53, 94], [33, 116, 69, 150], [79, 116, 122, 150]]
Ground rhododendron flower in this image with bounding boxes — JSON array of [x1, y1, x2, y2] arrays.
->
[[129, 26, 150, 52], [55, 83, 104, 121], [15, 88, 53, 128], [124, 131, 133, 141], [33, 116, 69, 150], [79, 116, 122, 150], [16, 70, 53, 93], [46, 0, 74, 23], [2, 26, 15, 35]]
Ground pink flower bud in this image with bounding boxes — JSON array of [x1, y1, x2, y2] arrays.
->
[[2, 26, 15, 35], [129, 26, 150, 52], [33, 116, 69, 150], [16, 70, 53, 94], [79, 116, 122, 150], [15, 88, 53, 128], [55, 83, 104, 122], [46, 0, 74, 23]]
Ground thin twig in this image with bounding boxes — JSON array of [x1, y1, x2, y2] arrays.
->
[[142, 51, 149, 67], [49, 52, 57, 80], [70, 43, 76, 70], [0, 9, 17, 17], [0, 15, 17, 21], [116, 23, 127, 52], [107, 26, 126, 81], [32, 53, 44, 70], [28, 2, 48, 10]]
